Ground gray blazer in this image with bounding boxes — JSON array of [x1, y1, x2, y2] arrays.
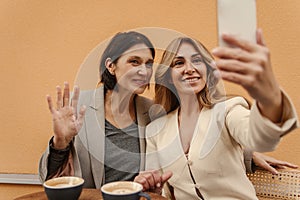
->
[[39, 86, 154, 188]]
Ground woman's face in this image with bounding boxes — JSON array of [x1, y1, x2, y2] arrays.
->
[[113, 43, 154, 94], [171, 42, 207, 95]]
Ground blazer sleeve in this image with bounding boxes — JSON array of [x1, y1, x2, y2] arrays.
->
[[226, 90, 299, 152], [243, 148, 255, 173]]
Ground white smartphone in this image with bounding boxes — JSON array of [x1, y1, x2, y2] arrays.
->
[[217, 0, 257, 47]]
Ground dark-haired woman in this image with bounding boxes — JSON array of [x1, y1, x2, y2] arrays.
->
[[39, 31, 172, 188]]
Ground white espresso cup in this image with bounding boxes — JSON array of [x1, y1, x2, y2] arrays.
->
[[101, 181, 151, 200]]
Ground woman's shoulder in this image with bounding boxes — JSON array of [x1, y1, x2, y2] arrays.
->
[[223, 96, 250, 109], [209, 96, 250, 114], [146, 109, 177, 133], [77, 87, 104, 105]]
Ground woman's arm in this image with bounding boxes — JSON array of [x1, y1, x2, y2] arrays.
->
[[39, 82, 86, 181]]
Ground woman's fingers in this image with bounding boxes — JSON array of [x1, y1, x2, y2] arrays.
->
[[161, 171, 173, 183], [134, 175, 150, 191], [47, 95, 55, 114], [270, 160, 299, 169], [142, 171, 159, 189], [211, 30, 272, 96], [55, 82, 78, 111], [215, 59, 250, 75], [256, 28, 266, 46], [282, 162, 298, 169], [63, 82, 70, 107], [212, 45, 255, 63], [71, 85, 80, 117], [220, 33, 257, 52], [135, 170, 166, 191], [215, 60, 261, 87], [56, 85, 63, 110], [135, 170, 173, 192]]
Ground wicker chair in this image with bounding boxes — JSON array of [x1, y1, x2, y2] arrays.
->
[[247, 168, 300, 200]]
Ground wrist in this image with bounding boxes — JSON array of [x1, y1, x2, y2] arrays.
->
[[257, 90, 283, 123], [53, 136, 71, 150]]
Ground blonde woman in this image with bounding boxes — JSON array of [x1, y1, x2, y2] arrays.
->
[[135, 30, 299, 199]]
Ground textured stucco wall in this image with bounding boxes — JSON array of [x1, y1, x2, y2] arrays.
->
[[0, 1, 299, 199]]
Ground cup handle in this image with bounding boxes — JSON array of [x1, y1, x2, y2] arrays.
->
[[139, 192, 151, 200]]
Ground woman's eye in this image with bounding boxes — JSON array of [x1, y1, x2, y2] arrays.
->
[[130, 59, 140, 65], [192, 58, 203, 64], [173, 60, 184, 67], [145, 62, 153, 68]]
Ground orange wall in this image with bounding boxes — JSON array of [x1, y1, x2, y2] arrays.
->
[[1, 1, 299, 199]]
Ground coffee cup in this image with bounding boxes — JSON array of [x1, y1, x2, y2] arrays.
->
[[101, 181, 151, 200], [43, 176, 84, 200]]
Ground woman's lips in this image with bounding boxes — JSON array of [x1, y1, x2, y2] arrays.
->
[[133, 79, 148, 86], [182, 77, 200, 83]]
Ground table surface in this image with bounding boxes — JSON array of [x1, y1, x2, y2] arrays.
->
[[14, 188, 167, 200]]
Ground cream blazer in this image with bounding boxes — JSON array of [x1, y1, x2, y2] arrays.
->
[[146, 93, 298, 199], [39, 86, 154, 188]]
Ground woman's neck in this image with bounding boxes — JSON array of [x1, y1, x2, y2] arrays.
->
[[178, 93, 201, 116], [105, 89, 136, 128], [177, 93, 202, 154]]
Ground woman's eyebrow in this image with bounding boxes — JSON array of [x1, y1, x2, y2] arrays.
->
[[174, 56, 184, 59], [128, 56, 141, 60], [191, 53, 202, 58], [128, 56, 154, 62], [174, 53, 201, 59]]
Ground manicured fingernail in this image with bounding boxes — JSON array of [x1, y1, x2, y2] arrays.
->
[[156, 183, 161, 188]]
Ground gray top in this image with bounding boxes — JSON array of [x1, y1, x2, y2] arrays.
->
[[104, 119, 140, 183]]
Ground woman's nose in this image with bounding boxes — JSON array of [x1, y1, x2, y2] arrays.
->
[[184, 62, 195, 74], [137, 64, 148, 76]]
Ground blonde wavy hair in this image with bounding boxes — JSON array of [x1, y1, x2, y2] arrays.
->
[[154, 37, 225, 114]]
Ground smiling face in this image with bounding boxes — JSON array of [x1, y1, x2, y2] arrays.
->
[[170, 42, 207, 95], [110, 43, 154, 94]]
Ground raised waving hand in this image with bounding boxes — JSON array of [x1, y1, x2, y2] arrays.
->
[[46, 82, 86, 149]]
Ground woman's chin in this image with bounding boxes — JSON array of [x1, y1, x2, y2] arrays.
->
[[133, 86, 147, 94]]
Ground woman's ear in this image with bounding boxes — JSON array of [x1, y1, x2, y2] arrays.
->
[[105, 58, 116, 75]]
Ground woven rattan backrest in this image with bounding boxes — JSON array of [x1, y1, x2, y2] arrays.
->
[[247, 168, 300, 199]]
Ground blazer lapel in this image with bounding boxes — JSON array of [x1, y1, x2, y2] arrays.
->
[[135, 96, 151, 171], [85, 86, 105, 188]]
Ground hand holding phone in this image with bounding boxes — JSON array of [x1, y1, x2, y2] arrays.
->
[[217, 0, 257, 47]]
